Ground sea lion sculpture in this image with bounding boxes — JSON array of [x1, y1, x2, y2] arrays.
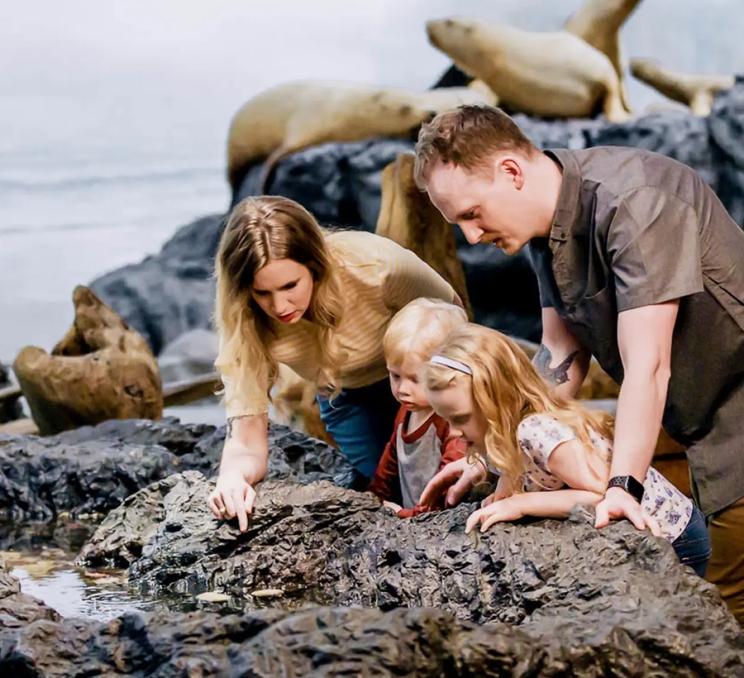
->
[[13, 286, 163, 435], [425, 17, 631, 122], [226, 80, 497, 195], [630, 58, 734, 116], [375, 153, 472, 319], [563, 0, 643, 113]]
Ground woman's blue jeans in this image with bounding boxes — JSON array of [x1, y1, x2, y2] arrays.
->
[[316, 378, 399, 481], [672, 505, 712, 578]]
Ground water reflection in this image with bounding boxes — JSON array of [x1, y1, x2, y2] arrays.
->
[[2, 547, 156, 621]]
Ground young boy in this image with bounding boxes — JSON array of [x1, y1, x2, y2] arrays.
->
[[368, 298, 468, 517]]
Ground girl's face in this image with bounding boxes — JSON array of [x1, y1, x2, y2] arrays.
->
[[251, 258, 314, 324], [427, 379, 488, 450]]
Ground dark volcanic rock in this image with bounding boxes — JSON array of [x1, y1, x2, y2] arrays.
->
[[0, 419, 352, 523], [4, 601, 740, 677], [0, 363, 22, 424], [73, 471, 744, 674], [91, 213, 224, 355]]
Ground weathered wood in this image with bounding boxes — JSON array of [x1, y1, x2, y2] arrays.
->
[[162, 372, 222, 407], [13, 286, 163, 435], [0, 372, 222, 437]]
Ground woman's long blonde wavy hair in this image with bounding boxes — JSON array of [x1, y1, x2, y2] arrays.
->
[[214, 196, 344, 401], [426, 323, 614, 493]]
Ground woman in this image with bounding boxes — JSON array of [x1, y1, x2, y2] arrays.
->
[[208, 196, 459, 529]]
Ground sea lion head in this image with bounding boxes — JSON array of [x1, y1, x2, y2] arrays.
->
[[426, 17, 480, 69]]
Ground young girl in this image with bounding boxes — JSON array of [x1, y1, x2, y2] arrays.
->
[[425, 323, 711, 577], [208, 196, 460, 530]]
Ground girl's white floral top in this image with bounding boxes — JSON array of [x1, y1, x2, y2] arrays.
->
[[516, 413, 692, 542]]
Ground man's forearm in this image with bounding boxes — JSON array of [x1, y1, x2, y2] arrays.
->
[[533, 343, 589, 399], [609, 367, 669, 481]]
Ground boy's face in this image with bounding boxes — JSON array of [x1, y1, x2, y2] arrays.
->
[[387, 354, 431, 412], [427, 380, 488, 451]]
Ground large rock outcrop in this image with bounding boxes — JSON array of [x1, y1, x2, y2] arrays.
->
[[1, 420, 742, 675], [70, 470, 744, 674], [0, 419, 353, 523]]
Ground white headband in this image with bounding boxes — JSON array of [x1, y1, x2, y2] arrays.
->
[[429, 354, 473, 375]]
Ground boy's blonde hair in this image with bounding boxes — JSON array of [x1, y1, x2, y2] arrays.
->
[[426, 323, 614, 492], [383, 298, 467, 367]]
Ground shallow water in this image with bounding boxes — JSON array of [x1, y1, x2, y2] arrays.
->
[[0, 519, 160, 621], [0, 518, 250, 621], [3, 547, 155, 621]]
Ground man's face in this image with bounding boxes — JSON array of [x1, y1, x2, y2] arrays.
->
[[425, 156, 540, 255]]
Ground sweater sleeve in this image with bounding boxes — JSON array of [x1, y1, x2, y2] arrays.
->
[[367, 408, 405, 504]]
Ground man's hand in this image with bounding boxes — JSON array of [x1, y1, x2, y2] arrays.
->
[[594, 486, 661, 537], [419, 457, 487, 509]]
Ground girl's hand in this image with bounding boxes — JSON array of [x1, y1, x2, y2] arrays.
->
[[466, 497, 524, 534], [480, 474, 514, 507]]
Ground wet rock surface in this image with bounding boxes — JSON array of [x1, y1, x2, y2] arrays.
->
[[69, 470, 744, 674], [0, 421, 743, 675], [0, 418, 352, 522]]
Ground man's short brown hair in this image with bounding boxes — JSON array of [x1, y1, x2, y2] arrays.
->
[[413, 105, 537, 189]]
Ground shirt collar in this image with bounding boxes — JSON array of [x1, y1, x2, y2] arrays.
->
[[544, 148, 583, 246]]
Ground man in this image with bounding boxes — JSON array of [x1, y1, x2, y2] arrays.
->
[[415, 105, 744, 624]]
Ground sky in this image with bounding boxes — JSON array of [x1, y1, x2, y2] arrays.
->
[[2, 0, 741, 172]]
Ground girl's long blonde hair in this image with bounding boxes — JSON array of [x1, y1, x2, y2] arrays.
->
[[214, 196, 344, 400], [426, 323, 614, 492]]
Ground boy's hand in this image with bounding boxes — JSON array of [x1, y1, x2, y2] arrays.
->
[[419, 457, 486, 509], [382, 500, 403, 514]]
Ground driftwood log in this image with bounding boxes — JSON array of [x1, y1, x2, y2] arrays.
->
[[12, 286, 163, 435]]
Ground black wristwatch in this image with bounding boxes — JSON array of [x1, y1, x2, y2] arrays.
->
[[607, 475, 645, 504]]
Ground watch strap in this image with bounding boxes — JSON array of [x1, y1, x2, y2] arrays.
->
[[607, 475, 645, 503]]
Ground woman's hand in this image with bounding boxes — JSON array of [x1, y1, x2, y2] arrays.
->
[[208, 469, 258, 532], [465, 497, 524, 534], [207, 414, 269, 532]]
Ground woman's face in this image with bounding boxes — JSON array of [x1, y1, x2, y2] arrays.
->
[[427, 379, 488, 450], [251, 258, 314, 324]]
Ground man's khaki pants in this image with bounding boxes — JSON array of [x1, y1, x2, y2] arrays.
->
[[707, 497, 744, 626]]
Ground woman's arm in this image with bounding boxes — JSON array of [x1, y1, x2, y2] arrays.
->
[[207, 412, 269, 532]]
